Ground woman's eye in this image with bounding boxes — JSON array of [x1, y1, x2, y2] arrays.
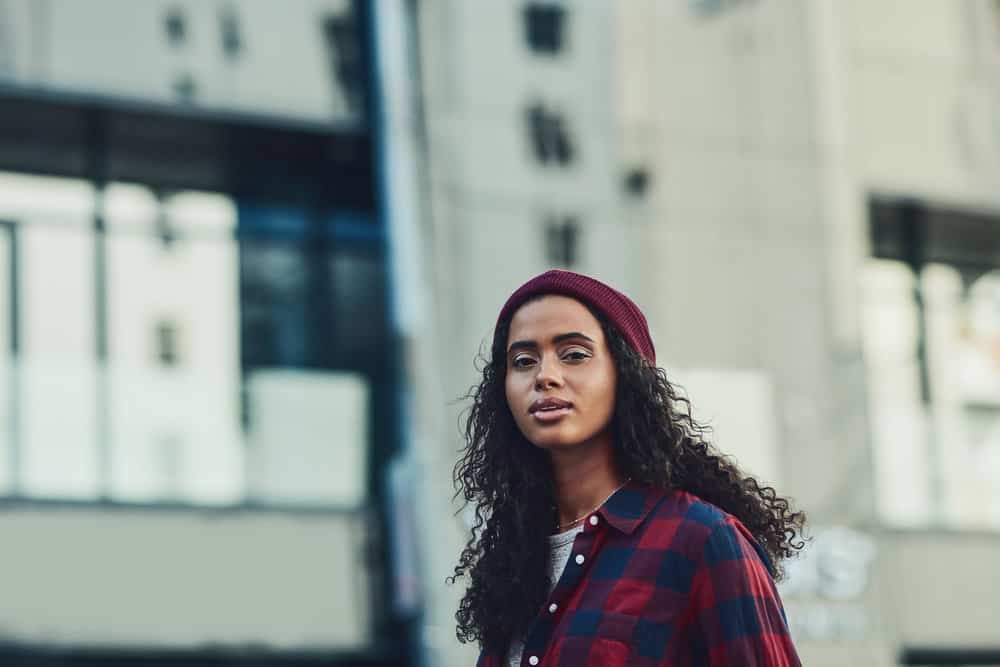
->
[[564, 351, 588, 361], [512, 357, 535, 368]]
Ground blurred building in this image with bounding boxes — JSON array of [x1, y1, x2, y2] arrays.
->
[[414, 1, 1000, 666], [3, 1, 1000, 667], [0, 0, 411, 665]]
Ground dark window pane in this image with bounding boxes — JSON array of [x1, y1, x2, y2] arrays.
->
[[329, 251, 387, 363], [219, 5, 243, 60], [164, 8, 187, 46], [155, 320, 180, 367], [526, 103, 575, 167], [545, 215, 579, 268], [239, 240, 311, 369], [523, 3, 566, 54], [323, 10, 366, 116]]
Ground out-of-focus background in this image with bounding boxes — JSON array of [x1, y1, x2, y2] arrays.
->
[[0, 0, 998, 665]]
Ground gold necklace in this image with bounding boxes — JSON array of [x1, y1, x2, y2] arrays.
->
[[554, 477, 632, 531]]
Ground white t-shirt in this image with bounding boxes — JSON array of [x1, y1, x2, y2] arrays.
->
[[506, 523, 585, 667]]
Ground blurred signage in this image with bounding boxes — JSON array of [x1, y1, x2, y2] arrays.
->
[[778, 526, 877, 641], [0, 0, 362, 126]]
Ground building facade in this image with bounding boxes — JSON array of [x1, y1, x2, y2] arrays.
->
[[3, 1, 999, 665], [414, 1, 1000, 665], [0, 0, 408, 664]]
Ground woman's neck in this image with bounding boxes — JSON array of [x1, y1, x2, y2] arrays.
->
[[549, 441, 626, 533]]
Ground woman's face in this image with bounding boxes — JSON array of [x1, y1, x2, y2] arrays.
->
[[504, 295, 617, 453]]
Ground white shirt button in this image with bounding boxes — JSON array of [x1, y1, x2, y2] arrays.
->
[[548, 603, 558, 613], [589, 515, 599, 526], [574, 554, 585, 565], [529, 656, 539, 666]]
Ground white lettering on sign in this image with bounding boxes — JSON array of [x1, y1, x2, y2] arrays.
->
[[778, 526, 877, 641], [784, 602, 869, 642], [779, 526, 876, 600]]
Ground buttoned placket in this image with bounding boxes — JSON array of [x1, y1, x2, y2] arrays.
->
[[520, 512, 603, 667]]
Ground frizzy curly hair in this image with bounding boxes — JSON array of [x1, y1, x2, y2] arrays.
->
[[447, 297, 807, 654]]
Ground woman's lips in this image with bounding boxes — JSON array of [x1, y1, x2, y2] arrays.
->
[[532, 406, 572, 423]]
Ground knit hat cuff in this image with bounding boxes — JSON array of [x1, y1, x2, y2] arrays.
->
[[494, 270, 656, 364]]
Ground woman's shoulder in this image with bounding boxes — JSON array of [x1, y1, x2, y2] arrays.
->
[[646, 487, 731, 531], [643, 487, 775, 575], [640, 489, 749, 546]]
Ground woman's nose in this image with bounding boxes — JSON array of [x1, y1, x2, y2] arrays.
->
[[534, 356, 562, 389]]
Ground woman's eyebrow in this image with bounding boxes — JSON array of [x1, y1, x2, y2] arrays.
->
[[507, 332, 595, 354]]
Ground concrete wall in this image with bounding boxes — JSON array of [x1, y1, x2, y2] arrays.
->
[[0, 503, 371, 649], [847, 0, 1000, 207], [880, 529, 1000, 645], [623, 0, 847, 516], [0, 0, 356, 124]]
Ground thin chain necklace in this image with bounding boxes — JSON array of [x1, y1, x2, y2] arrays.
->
[[554, 477, 632, 531]]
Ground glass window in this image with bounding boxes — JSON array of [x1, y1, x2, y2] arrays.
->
[[105, 184, 243, 505], [522, 3, 567, 54], [0, 172, 99, 500], [238, 216, 384, 507], [245, 368, 368, 506], [0, 172, 382, 510], [544, 214, 579, 268], [862, 258, 1000, 529], [861, 259, 934, 527], [525, 102, 576, 166], [925, 266, 1000, 526]]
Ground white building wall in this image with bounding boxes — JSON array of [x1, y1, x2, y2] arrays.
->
[[849, 0, 1000, 207], [0, 505, 370, 649], [103, 184, 243, 505], [0, 0, 357, 125], [0, 173, 99, 499], [418, 1, 1000, 665], [630, 0, 836, 506]]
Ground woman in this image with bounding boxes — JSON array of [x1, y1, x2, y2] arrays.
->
[[449, 269, 805, 666]]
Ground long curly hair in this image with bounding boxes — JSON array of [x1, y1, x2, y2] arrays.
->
[[447, 297, 807, 654]]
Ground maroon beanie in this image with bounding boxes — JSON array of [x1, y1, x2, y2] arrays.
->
[[495, 269, 656, 364]]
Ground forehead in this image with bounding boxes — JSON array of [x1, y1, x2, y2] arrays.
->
[[506, 295, 604, 342]]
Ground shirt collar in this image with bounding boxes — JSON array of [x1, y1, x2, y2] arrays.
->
[[596, 480, 670, 535]]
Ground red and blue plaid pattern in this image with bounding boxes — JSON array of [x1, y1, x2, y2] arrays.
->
[[475, 482, 801, 666]]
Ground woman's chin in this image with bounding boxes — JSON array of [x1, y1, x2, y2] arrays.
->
[[528, 432, 583, 450]]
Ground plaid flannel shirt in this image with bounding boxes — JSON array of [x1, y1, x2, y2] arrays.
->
[[475, 482, 801, 667]]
